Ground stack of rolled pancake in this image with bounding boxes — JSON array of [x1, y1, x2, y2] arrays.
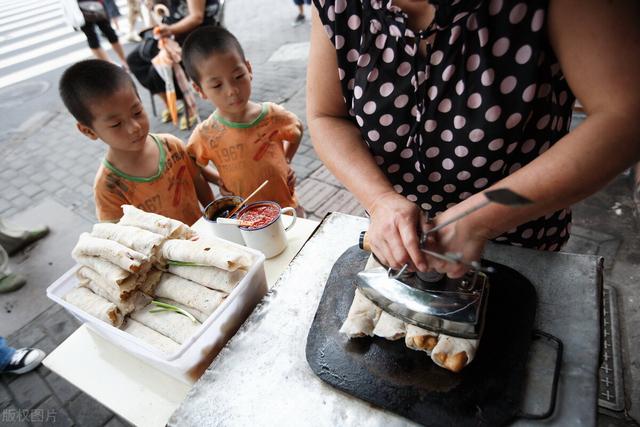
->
[[64, 205, 253, 354], [340, 256, 479, 373]]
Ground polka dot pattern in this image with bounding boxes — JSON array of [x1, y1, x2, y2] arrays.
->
[[317, 0, 575, 250]]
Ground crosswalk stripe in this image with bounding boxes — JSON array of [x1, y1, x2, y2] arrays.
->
[[0, 0, 57, 16], [0, 45, 115, 90], [0, 10, 63, 33], [0, 27, 73, 56], [0, 4, 60, 27], [0, 20, 61, 43], [0, 33, 86, 70]]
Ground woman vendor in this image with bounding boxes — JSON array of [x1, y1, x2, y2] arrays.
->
[[307, 0, 640, 277]]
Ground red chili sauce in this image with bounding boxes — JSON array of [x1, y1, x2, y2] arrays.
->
[[239, 204, 280, 229]]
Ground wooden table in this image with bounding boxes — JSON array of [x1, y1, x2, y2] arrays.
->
[[42, 216, 320, 427]]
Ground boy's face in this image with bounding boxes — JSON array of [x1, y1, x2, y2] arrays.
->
[[193, 49, 253, 116], [77, 83, 149, 152]]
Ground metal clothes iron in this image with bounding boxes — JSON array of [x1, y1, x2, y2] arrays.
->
[[356, 188, 532, 339]]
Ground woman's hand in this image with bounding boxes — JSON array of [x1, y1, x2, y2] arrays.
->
[[367, 192, 428, 271], [154, 24, 172, 39], [425, 202, 491, 278]]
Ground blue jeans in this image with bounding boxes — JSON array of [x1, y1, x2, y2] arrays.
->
[[0, 337, 15, 371]]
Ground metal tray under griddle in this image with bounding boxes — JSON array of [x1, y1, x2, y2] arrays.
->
[[306, 246, 540, 427]]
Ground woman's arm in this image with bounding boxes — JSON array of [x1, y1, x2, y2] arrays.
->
[[433, 0, 640, 277], [156, 0, 205, 38], [307, 7, 429, 271]]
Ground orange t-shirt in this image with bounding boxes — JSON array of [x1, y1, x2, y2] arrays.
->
[[94, 134, 202, 225], [187, 102, 301, 209]]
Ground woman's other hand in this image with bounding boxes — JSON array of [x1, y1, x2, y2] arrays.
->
[[426, 201, 490, 279], [367, 192, 428, 272], [154, 24, 172, 38]]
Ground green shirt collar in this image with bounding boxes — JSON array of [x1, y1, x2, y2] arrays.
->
[[102, 134, 166, 182], [213, 103, 268, 128]]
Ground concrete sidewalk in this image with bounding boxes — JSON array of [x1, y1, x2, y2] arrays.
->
[[0, 0, 638, 425]]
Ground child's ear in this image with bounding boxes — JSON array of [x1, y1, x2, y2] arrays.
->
[[192, 82, 206, 99], [77, 122, 98, 140], [246, 60, 253, 80]]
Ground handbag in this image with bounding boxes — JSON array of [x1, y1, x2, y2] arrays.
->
[[78, 1, 108, 23], [137, 28, 160, 62]]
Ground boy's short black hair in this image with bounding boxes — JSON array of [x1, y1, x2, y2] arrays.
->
[[182, 26, 246, 85], [59, 59, 138, 126]]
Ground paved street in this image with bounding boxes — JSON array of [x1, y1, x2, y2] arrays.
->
[[0, 0, 638, 426]]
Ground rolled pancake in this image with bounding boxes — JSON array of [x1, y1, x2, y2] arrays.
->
[[154, 273, 226, 315], [161, 239, 252, 272], [130, 304, 200, 344], [64, 287, 123, 327], [73, 255, 129, 285], [72, 233, 148, 273], [92, 223, 166, 257], [372, 311, 406, 340], [405, 324, 439, 354], [77, 268, 151, 314], [339, 288, 382, 338], [119, 205, 196, 239], [156, 298, 209, 323], [123, 319, 181, 354], [76, 266, 132, 301], [139, 268, 163, 296], [431, 334, 479, 373], [167, 264, 245, 293]]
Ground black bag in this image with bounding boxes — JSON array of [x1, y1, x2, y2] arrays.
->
[[137, 28, 160, 62], [78, 1, 108, 23]]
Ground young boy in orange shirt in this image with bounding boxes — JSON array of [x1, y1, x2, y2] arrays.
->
[[181, 26, 304, 216], [59, 60, 213, 224]]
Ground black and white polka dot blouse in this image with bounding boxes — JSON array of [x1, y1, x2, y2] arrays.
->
[[314, 0, 575, 250]]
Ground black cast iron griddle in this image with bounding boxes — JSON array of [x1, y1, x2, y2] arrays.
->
[[306, 246, 537, 427]]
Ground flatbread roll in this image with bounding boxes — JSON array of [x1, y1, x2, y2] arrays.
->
[[138, 268, 163, 296], [167, 264, 245, 293], [76, 266, 132, 301], [372, 311, 406, 340], [430, 334, 479, 373], [119, 205, 196, 239], [72, 255, 129, 285], [72, 233, 148, 273], [123, 319, 181, 354], [156, 298, 209, 323], [154, 274, 226, 315], [64, 287, 123, 327], [405, 324, 439, 354], [92, 223, 166, 257], [160, 239, 252, 272], [339, 289, 382, 338], [130, 304, 200, 344]]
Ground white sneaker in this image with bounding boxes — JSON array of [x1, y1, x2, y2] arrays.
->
[[126, 32, 142, 43], [1, 348, 46, 375]]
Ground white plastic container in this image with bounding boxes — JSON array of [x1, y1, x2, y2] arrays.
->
[[47, 243, 267, 384]]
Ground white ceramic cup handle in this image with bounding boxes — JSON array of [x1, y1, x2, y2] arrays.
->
[[280, 207, 297, 231]]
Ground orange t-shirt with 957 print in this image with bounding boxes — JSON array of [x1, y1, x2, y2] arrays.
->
[[93, 134, 202, 224], [187, 102, 301, 209]]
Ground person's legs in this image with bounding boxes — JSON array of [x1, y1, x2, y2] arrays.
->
[[292, 0, 305, 25], [126, 0, 142, 42], [0, 337, 15, 371], [96, 20, 129, 69]]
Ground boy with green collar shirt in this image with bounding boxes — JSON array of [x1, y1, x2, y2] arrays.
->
[[59, 60, 213, 224], [182, 26, 304, 215]]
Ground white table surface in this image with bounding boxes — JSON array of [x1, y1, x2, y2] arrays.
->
[[42, 216, 320, 427]]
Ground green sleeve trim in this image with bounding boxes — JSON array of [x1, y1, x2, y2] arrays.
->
[[102, 134, 166, 183], [213, 103, 268, 128]]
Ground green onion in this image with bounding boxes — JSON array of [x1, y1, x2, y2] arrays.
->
[[166, 260, 204, 267], [150, 300, 198, 323]]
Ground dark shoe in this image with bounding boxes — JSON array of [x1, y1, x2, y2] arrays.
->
[[0, 273, 26, 294], [292, 14, 305, 26], [0, 219, 49, 256], [1, 347, 46, 375]]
